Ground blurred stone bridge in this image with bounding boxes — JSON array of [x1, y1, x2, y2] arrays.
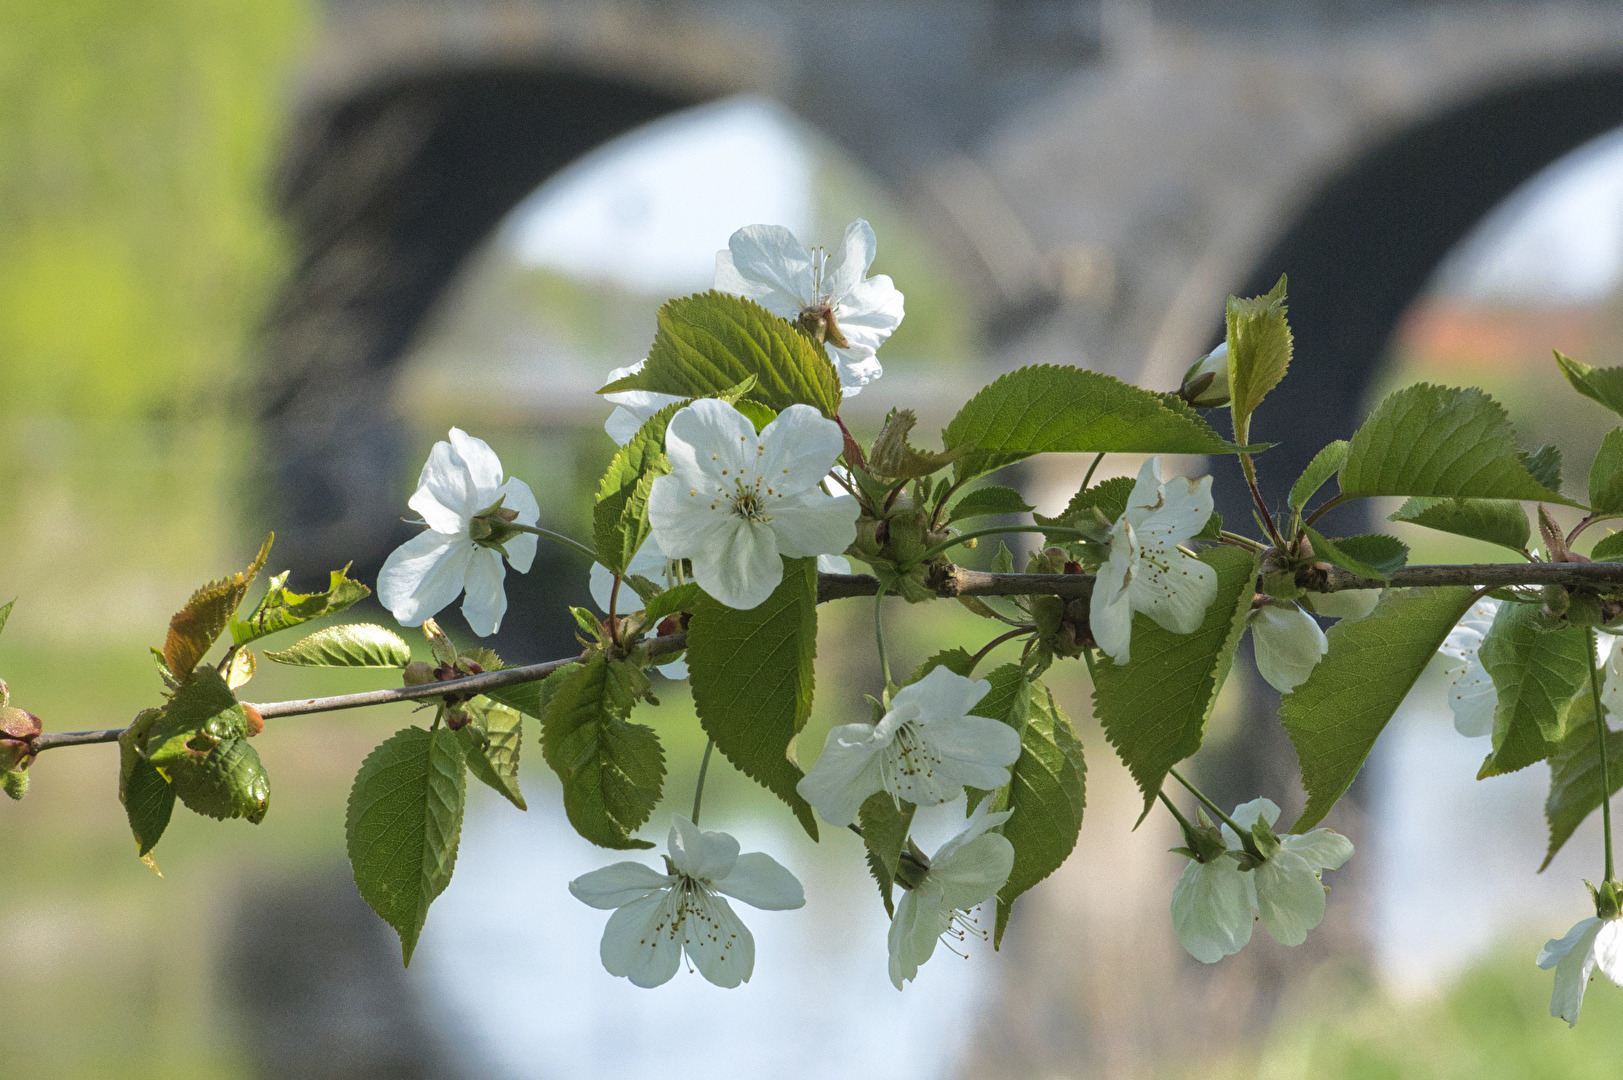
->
[[246, 2, 1623, 1076]]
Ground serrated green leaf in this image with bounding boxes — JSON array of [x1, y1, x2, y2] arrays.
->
[[995, 683, 1086, 946], [540, 656, 664, 849], [265, 624, 412, 668], [1541, 690, 1623, 870], [966, 663, 1036, 813], [1477, 602, 1587, 777], [166, 737, 270, 824], [1091, 547, 1258, 819], [1303, 527, 1408, 581], [642, 582, 701, 625], [1389, 497, 1530, 554], [144, 667, 249, 757], [1592, 531, 1623, 561], [0, 598, 14, 637], [1339, 385, 1570, 503], [947, 485, 1034, 523], [859, 792, 915, 917], [943, 366, 1246, 483], [346, 726, 467, 964], [231, 565, 371, 645], [1521, 444, 1563, 493], [482, 662, 581, 719], [686, 557, 819, 838], [120, 744, 174, 857], [162, 534, 273, 679], [462, 702, 526, 811], [733, 398, 777, 431], [910, 647, 976, 682], [1290, 440, 1349, 513], [1555, 350, 1623, 419], [1226, 275, 1292, 446], [601, 291, 842, 417], [991, 542, 1014, 575], [1280, 587, 1476, 830], [1590, 428, 1623, 513], [594, 401, 680, 576], [1035, 476, 1135, 543]]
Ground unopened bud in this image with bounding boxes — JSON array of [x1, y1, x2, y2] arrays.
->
[[1179, 342, 1230, 408], [403, 661, 435, 686], [0, 706, 40, 741], [241, 703, 264, 738]]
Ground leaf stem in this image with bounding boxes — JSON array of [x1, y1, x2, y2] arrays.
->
[[1167, 766, 1261, 858], [1239, 454, 1284, 548], [966, 626, 1032, 674], [506, 523, 599, 562], [874, 586, 894, 692], [1081, 452, 1106, 490], [1157, 789, 1197, 838], [1588, 627, 1615, 883], [919, 524, 1088, 563], [1304, 491, 1353, 529], [690, 738, 715, 826]]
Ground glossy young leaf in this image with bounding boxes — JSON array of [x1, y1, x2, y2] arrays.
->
[[1091, 547, 1258, 819], [1289, 440, 1349, 513], [264, 624, 412, 668], [1339, 385, 1569, 503], [594, 401, 681, 576], [1590, 428, 1623, 514], [163, 534, 272, 679], [1302, 527, 1408, 581], [119, 714, 174, 857], [944, 365, 1246, 483], [540, 656, 664, 850], [1280, 587, 1476, 831], [1554, 350, 1623, 419], [1542, 691, 1623, 870], [462, 702, 526, 811], [994, 683, 1086, 946], [686, 557, 820, 838], [143, 666, 249, 757], [347, 726, 467, 964], [1225, 275, 1292, 446], [1477, 602, 1588, 777], [600, 291, 842, 417], [859, 791, 915, 917], [946, 485, 1035, 523], [166, 737, 270, 824], [1389, 497, 1530, 555], [230, 565, 370, 645]]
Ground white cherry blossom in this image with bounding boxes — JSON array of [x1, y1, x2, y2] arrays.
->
[[1089, 457, 1218, 664], [714, 220, 905, 395], [796, 666, 1021, 827], [1249, 602, 1327, 694], [569, 816, 804, 989], [1181, 341, 1231, 408], [1171, 844, 1254, 964], [1224, 798, 1354, 947], [1304, 588, 1381, 621], [647, 398, 859, 610], [378, 428, 538, 637], [1437, 598, 1501, 737], [889, 804, 1014, 989], [601, 360, 681, 445], [1537, 914, 1623, 1026]]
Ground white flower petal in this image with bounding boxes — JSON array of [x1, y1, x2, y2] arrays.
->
[[448, 427, 506, 503], [377, 530, 474, 627], [1122, 457, 1165, 521], [692, 520, 783, 610], [767, 489, 860, 559], [829, 345, 884, 394], [1539, 916, 1605, 1026], [922, 714, 1023, 791], [822, 219, 877, 301], [817, 553, 853, 575], [713, 851, 806, 911], [1281, 828, 1355, 872], [896, 665, 993, 722], [1131, 551, 1217, 637], [497, 477, 540, 572], [724, 225, 815, 315], [931, 832, 1015, 912], [1171, 858, 1255, 963], [569, 862, 673, 909], [796, 724, 887, 827], [1593, 918, 1623, 985], [888, 889, 938, 989], [756, 405, 845, 494], [589, 562, 616, 613], [663, 398, 758, 482], [410, 438, 477, 533], [682, 890, 755, 988], [1225, 798, 1282, 836], [1603, 637, 1623, 720], [833, 274, 905, 353], [1252, 849, 1328, 946], [1306, 589, 1381, 621], [647, 475, 746, 561], [932, 805, 1014, 866], [459, 548, 508, 636], [667, 816, 740, 883], [1090, 524, 1137, 663], [605, 406, 650, 446], [1250, 603, 1328, 693], [600, 891, 683, 988], [1135, 473, 1215, 546]]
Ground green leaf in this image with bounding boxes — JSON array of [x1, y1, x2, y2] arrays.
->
[[1555, 350, 1623, 419], [1542, 690, 1623, 870], [1302, 527, 1408, 581], [686, 557, 820, 838], [143, 667, 249, 757], [1338, 385, 1569, 503], [1225, 275, 1292, 446], [1280, 587, 1477, 831], [231, 565, 371, 645], [868, 409, 959, 480], [1590, 428, 1623, 513], [600, 291, 842, 417], [1091, 547, 1258, 819], [947, 485, 1034, 523], [347, 726, 467, 964], [0, 598, 14, 637], [481, 662, 580, 719], [1035, 475, 1135, 543], [265, 624, 412, 668], [540, 656, 664, 849], [966, 663, 1036, 812], [1289, 440, 1349, 513], [1522, 445, 1563, 493], [1389, 497, 1530, 554], [593, 401, 680, 575], [1592, 531, 1623, 561], [1477, 602, 1588, 777], [463, 702, 526, 811], [165, 737, 270, 824], [642, 582, 702, 625], [943, 366, 1246, 482], [858, 792, 915, 917], [119, 736, 174, 857], [910, 647, 976, 682], [162, 534, 272, 679], [995, 683, 1086, 946]]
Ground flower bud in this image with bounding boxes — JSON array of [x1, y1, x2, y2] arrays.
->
[[241, 703, 264, 738], [1179, 342, 1230, 408], [403, 661, 435, 686]]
